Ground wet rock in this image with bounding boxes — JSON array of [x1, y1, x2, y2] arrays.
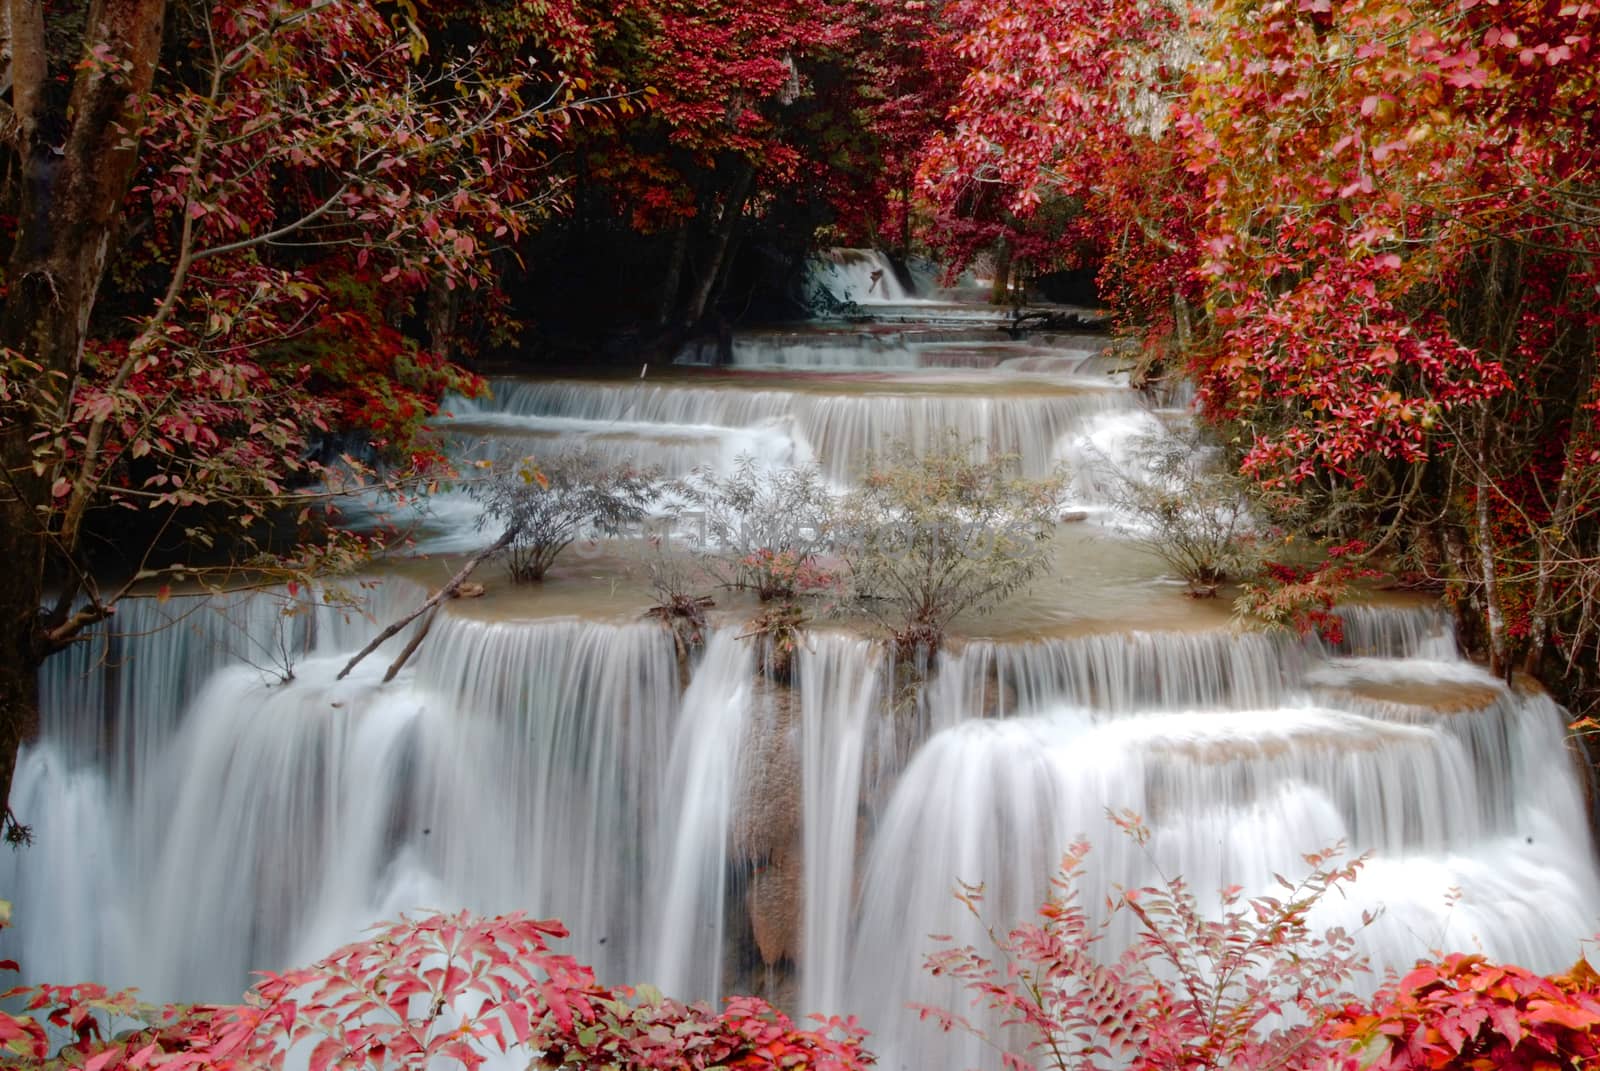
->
[[746, 842, 801, 967], [731, 680, 801, 864]]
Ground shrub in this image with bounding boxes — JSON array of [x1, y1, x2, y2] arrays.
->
[[741, 599, 809, 682], [671, 457, 836, 601], [473, 450, 657, 582], [919, 815, 1371, 1071], [0, 907, 873, 1071], [1101, 426, 1257, 597], [1234, 542, 1383, 644], [835, 436, 1063, 657], [1334, 953, 1600, 1071], [643, 538, 716, 660]]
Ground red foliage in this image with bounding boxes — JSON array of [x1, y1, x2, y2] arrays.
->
[[1335, 954, 1600, 1070], [919, 0, 1204, 325], [919, 820, 1371, 1071], [0, 911, 872, 1071]]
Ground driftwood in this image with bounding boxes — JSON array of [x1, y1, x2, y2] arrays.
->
[[381, 605, 438, 683], [336, 525, 518, 681]]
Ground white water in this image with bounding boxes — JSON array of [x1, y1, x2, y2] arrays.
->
[[652, 630, 757, 1001], [808, 249, 924, 305], [849, 624, 1600, 1070], [6, 608, 682, 1000], [451, 379, 1137, 484], [798, 634, 886, 1018], [676, 333, 923, 370], [11, 261, 1600, 1071]]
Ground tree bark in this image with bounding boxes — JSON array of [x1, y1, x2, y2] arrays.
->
[[655, 224, 689, 329], [989, 238, 1011, 305], [1525, 353, 1596, 677], [1472, 416, 1509, 680], [0, 0, 169, 816], [682, 164, 753, 330]]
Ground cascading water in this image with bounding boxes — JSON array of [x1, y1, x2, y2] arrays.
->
[[651, 629, 758, 1002], [451, 377, 1148, 486], [846, 608, 1600, 1070], [5, 606, 682, 1000], [797, 634, 886, 1018], [807, 249, 923, 306], [12, 252, 1600, 1071]]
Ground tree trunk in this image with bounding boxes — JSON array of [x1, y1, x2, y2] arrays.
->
[[899, 172, 913, 256], [1525, 355, 1596, 677], [0, 514, 42, 835], [1473, 419, 1509, 680], [1173, 290, 1193, 351], [682, 164, 754, 330], [0, 0, 169, 815], [425, 275, 462, 360], [989, 238, 1011, 305], [655, 225, 689, 329]]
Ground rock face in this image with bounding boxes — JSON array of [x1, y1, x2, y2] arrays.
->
[[746, 841, 801, 967], [732, 678, 804, 970]]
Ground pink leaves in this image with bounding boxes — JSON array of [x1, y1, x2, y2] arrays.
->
[[922, 823, 1373, 1071]]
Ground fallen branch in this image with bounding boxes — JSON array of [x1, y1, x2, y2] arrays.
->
[[382, 605, 439, 683], [337, 525, 517, 681]]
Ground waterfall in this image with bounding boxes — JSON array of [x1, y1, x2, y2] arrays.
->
[[808, 249, 922, 305], [5, 603, 681, 1002], [798, 634, 885, 1017], [676, 333, 923, 370], [15, 281, 1600, 1071], [453, 379, 1137, 483], [842, 608, 1600, 1071], [650, 629, 758, 1001]]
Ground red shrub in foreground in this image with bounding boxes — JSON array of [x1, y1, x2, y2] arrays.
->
[[917, 818, 1372, 1071], [1335, 953, 1600, 1071], [917, 817, 1600, 1071], [0, 911, 871, 1071]]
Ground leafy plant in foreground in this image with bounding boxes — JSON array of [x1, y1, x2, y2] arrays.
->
[[0, 906, 872, 1071], [1335, 953, 1600, 1071], [918, 815, 1371, 1071]]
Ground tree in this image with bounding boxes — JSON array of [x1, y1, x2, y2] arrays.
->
[[1179, 0, 1599, 689], [835, 436, 1063, 657], [0, 0, 596, 821], [925, 0, 1600, 713], [919, 0, 1205, 333], [474, 451, 657, 583]]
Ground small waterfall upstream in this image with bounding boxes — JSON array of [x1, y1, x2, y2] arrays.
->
[[10, 273, 1600, 1071], [451, 378, 1147, 484], [807, 249, 923, 305]]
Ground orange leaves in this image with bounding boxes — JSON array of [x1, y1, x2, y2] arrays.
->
[[1336, 953, 1600, 1069]]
